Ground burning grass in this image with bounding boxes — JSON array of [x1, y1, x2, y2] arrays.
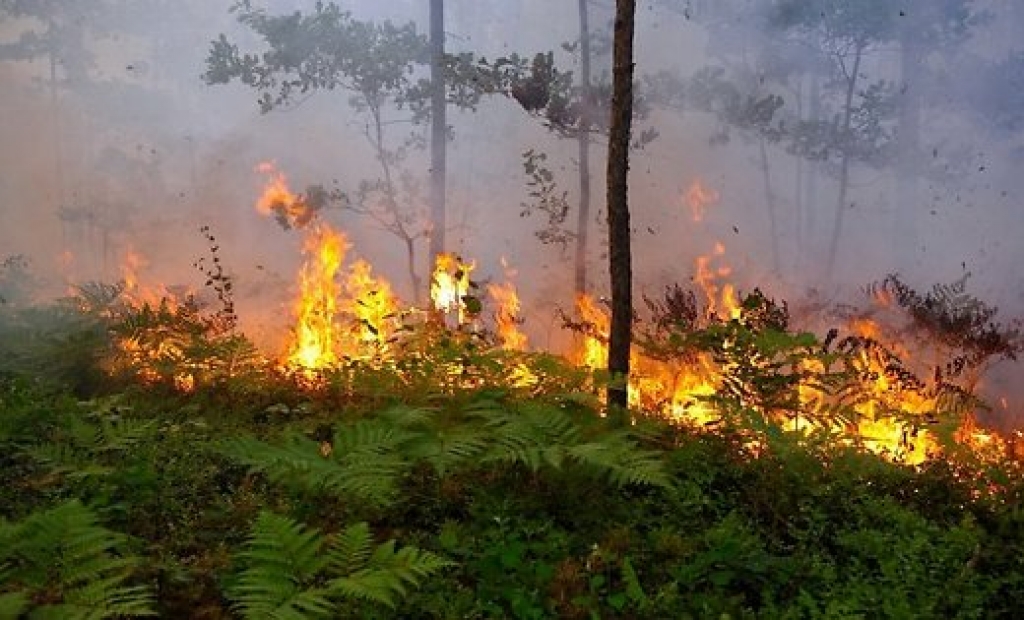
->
[[3, 168, 1024, 616]]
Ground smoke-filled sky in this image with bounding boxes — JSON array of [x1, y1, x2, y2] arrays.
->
[[1, 0, 1022, 417]]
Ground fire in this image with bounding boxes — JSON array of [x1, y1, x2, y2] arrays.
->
[[254, 163, 403, 373], [488, 259, 528, 351], [431, 253, 474, 326], [339, 258, 398, 356], [574, 293, 608, 370], [286, 225, 348, 371], [683, 178, 720, 222], [574, 291, 723, 426], [695, 242, 741, 320], [97, 161, 1019, 469], [254, 161, 347, 372], [119, 246, 182, 309], [255, 162, 317, 228]]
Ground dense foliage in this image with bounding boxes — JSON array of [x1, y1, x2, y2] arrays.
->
[[1, 280, 1023, 618]]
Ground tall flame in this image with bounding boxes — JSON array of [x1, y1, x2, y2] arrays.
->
[[431, 253, 474, 325], [340, 258, 397, 356], [695, 242, 741, 320], [286, 225, 348, 370], [488, 259, 528, 351]]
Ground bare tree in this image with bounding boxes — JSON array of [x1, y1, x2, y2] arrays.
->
[[428, 0, 447, 265]]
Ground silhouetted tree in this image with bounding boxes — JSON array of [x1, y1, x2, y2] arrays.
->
[[205, 1, 446, 300], [606, 0, 635, 417]]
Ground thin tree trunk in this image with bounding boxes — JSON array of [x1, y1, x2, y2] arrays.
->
[[825, 44, 863, 280], [894, 23, 921, 270], [49, 39, 65, 216], [429, 0, 446, 271], [575, 0, 592, 297], [758, 136, 780, 274], [804, 75, 820, 256], [794, 77, 804, 270], [369, 101, 422, 299], [606, 0, 635, 418]]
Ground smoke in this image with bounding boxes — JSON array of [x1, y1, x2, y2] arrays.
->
[[0, 0, 1021, 422]]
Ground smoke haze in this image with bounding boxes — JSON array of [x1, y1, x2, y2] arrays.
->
[[1, 0, 1021, 423]]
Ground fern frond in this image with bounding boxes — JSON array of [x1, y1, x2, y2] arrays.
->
[[1, 501, 155, 617], [228, 513, 451, 616], [228, 512, 334, 620], [328, 539, 453, 609], [221, 433, 405, 507], [403, 425, 492, 477], [237, 512, 328, 580], [326, 522, 373, 575], [332, 420, 417, 457], [375, 403, 437, 428], [479, 402, 580, 471], [566, 431, 673, 489]]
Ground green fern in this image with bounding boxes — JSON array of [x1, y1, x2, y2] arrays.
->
[[25, 399, 156, 484], [468, 398, 671, 488], [221, 424, 408, 508], [329, 539, 453, 608], [380, 404, 493, 478], [228, 512, 334, 620], [0, 501, 155, 618], [566, 430, 673, 489], [227, 511, 452, 618], [473, 400, 579, 472]]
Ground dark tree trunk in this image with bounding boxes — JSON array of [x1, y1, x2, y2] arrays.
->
[[428, 0, 446, 269], [606, 0, 635, 418], [575, 0, 592, 296]]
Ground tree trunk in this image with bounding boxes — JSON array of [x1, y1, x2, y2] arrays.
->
[[758, 136, 780, 274], [793, 76, 804, 270], [575, 0, 592, 297], [894, 22, 921, 271], [606, 0, 635, 418], [428, 0, 446, 271], [804, 75, 821, 264], [825, 43, 863, 280]]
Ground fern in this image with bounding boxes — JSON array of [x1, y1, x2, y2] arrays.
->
[[25, 399, 156, 485], [402, 425, 493, 478], [227, 511, 452, 618], [567, 430, 674, 489], [221, 425, 408, 508], [330, 539, 453, 608], [0, 501, 155, 618], [381, 404, 493, 477], [228, 512, 334, 620], [468, 398, 670, 488]]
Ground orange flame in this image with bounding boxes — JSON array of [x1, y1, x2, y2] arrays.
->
[[340, 258, 398, 356], [255, 161, 316, 229], [695, 242, 741, 320], [431, 253, 474, 325], [488, 259, 527, 351], [285, 225, 348, 371], [574, 293, 608, 370], [683, 178, 720, 222]]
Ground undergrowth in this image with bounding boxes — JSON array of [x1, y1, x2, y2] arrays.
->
[[1, 270, 1023, 617]]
